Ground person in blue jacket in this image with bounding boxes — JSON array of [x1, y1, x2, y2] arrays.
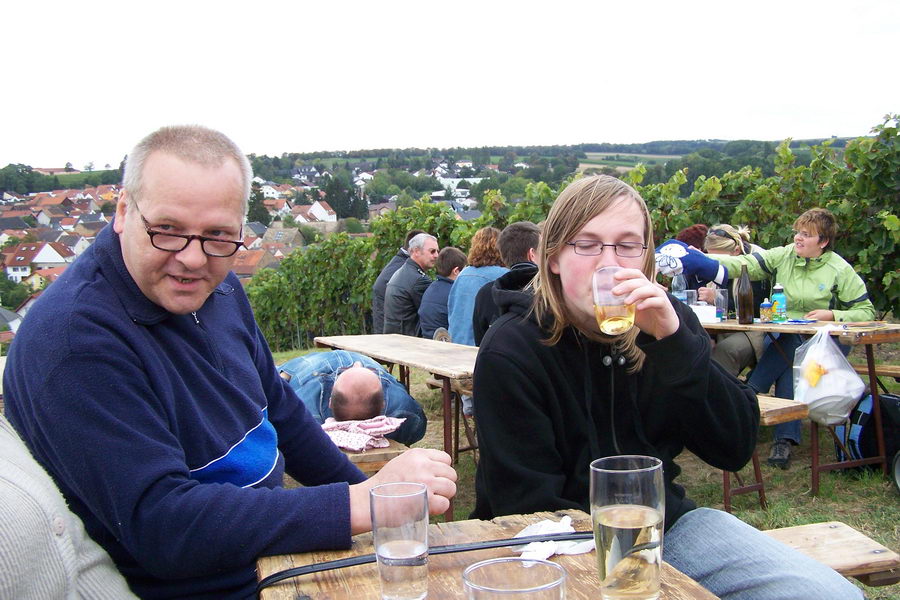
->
[[2, 125, 456, 600], [278, 350, 427, 445], [448, 227, 508, 346], [418, 246, 466, 339]]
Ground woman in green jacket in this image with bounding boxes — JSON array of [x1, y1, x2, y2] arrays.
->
[[675, 208, 875, 468]]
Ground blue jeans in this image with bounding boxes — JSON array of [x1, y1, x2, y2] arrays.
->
[[664, 508, 863, 600], [748, 334, 850, 444]]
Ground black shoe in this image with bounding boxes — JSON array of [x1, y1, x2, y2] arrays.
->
[[768, 440, 792, 469]]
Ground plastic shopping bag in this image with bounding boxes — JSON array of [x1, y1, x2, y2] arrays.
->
[[792, 325, 865, 425]]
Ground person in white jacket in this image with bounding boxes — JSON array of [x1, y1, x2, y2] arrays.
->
[[0, 413, 138, 599]]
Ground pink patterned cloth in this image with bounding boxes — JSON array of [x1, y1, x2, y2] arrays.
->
[[321, 415, 406, 452]]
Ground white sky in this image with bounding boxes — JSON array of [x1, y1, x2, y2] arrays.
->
[[5, 0, 898, 169]]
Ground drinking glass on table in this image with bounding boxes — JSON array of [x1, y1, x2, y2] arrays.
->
[[592, 266, 634, 335], [462, 557, 567, 599], [370, 482, 429, 600], [713, 288, 728, 321], [590, 455, 665, 600]]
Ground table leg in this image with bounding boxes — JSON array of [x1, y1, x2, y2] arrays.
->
[[400, 365, 410, 390], [441, 376, 455, 521], [865, 344, 889, 476], [811, 421, 820, 495]]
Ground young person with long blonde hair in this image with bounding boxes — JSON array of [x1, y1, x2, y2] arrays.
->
[[471, 176, 861, 600]]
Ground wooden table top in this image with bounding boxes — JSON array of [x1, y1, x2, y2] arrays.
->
[[315, 334, 479, 380], [257, 509, 718, 599], [702, 320, 900, 345]]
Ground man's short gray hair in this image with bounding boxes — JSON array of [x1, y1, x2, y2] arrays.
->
[[122, 125, 253, 215], [407, 233, 436, 251]]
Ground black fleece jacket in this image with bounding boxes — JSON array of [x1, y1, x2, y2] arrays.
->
[[472, 262, 538, 345], [471, 281, 759, 530]]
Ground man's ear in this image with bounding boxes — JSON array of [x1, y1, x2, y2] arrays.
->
[[527, 247, 537, 263], [451, 266, 461, 278], [113, 192, 129, 234]]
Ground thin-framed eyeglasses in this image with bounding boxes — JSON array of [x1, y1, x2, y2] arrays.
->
[[792, 230, 818, 239], [565, 240, 647, 257], [138, 209, 244, 258]]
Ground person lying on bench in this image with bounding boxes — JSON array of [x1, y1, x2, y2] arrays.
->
[[279, 350, 427, 446]]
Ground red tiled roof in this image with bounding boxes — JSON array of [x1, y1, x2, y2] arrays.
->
[[292, 205, 319, 222], [15, 291, 42, 313], [32, 265, 67, 281], [231, 249, 266, 275]]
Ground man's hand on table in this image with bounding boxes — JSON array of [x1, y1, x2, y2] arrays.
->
[[349, 448, 458, 534]]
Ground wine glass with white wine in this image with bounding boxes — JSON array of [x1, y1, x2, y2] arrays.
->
[[592, 266, 635, 336]]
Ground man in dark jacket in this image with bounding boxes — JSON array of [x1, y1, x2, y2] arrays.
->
[[371, 229, 424, 334], [2, 126, 458, 599], [384, 233, 439, 336], [419, 247, 466, 339], [472, 221, 540, 345], [472, 175, 861, 600]]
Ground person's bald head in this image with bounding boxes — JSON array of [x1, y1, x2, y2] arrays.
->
[[329, 362, 385, 421]]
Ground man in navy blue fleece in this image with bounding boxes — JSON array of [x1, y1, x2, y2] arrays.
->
[[3, 125, 456, 599]]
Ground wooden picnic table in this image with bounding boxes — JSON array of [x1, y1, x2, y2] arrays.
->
[[702, 320, 900, 492], [256, 509, 719, 599], [315, 334, 479, 519]]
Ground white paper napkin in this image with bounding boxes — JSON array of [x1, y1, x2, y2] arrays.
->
[[512, 516, 595, 560]]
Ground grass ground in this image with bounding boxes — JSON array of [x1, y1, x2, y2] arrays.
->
[[274, 345, 900, 599]]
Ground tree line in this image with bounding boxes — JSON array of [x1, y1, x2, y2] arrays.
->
[[246, 115, 898, 351]]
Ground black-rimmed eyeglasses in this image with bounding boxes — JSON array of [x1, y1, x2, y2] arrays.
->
[[139, 211, 244, 258], [565, 240, 647, 258]]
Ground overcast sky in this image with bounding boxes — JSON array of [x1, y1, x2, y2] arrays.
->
[[5, 0, 898, 169]]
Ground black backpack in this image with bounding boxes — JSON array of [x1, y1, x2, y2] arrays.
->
[[834, 393, 900, 465]]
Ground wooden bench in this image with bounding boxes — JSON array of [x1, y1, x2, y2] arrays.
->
[[852, 363, 900, 380], [341, 439, 408, 476], [852, 362, 900, 394], [723, 395, 807, 512], [765, 521, 900, 587]]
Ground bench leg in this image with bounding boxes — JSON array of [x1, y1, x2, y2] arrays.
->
[[722, 450, 767, 512], [722, 470, 732, 513], [751, 451, 767, 509]]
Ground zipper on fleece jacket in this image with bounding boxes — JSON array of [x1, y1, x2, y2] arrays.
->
[[582, 340, 622, 457], [190, 311, 224, 371]]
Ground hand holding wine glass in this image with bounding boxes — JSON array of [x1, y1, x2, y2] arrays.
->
[[593, 267, 679, 340]]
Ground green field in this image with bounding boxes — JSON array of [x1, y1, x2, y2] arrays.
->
[[579, 152, 682, 170], [53, 170, 119, 188]]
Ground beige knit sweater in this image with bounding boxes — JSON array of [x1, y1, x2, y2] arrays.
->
[[0, 414, 137, 599]]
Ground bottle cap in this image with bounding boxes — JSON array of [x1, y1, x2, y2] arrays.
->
[[762, 298, 771, 305], [773, 283, 784, 291]]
